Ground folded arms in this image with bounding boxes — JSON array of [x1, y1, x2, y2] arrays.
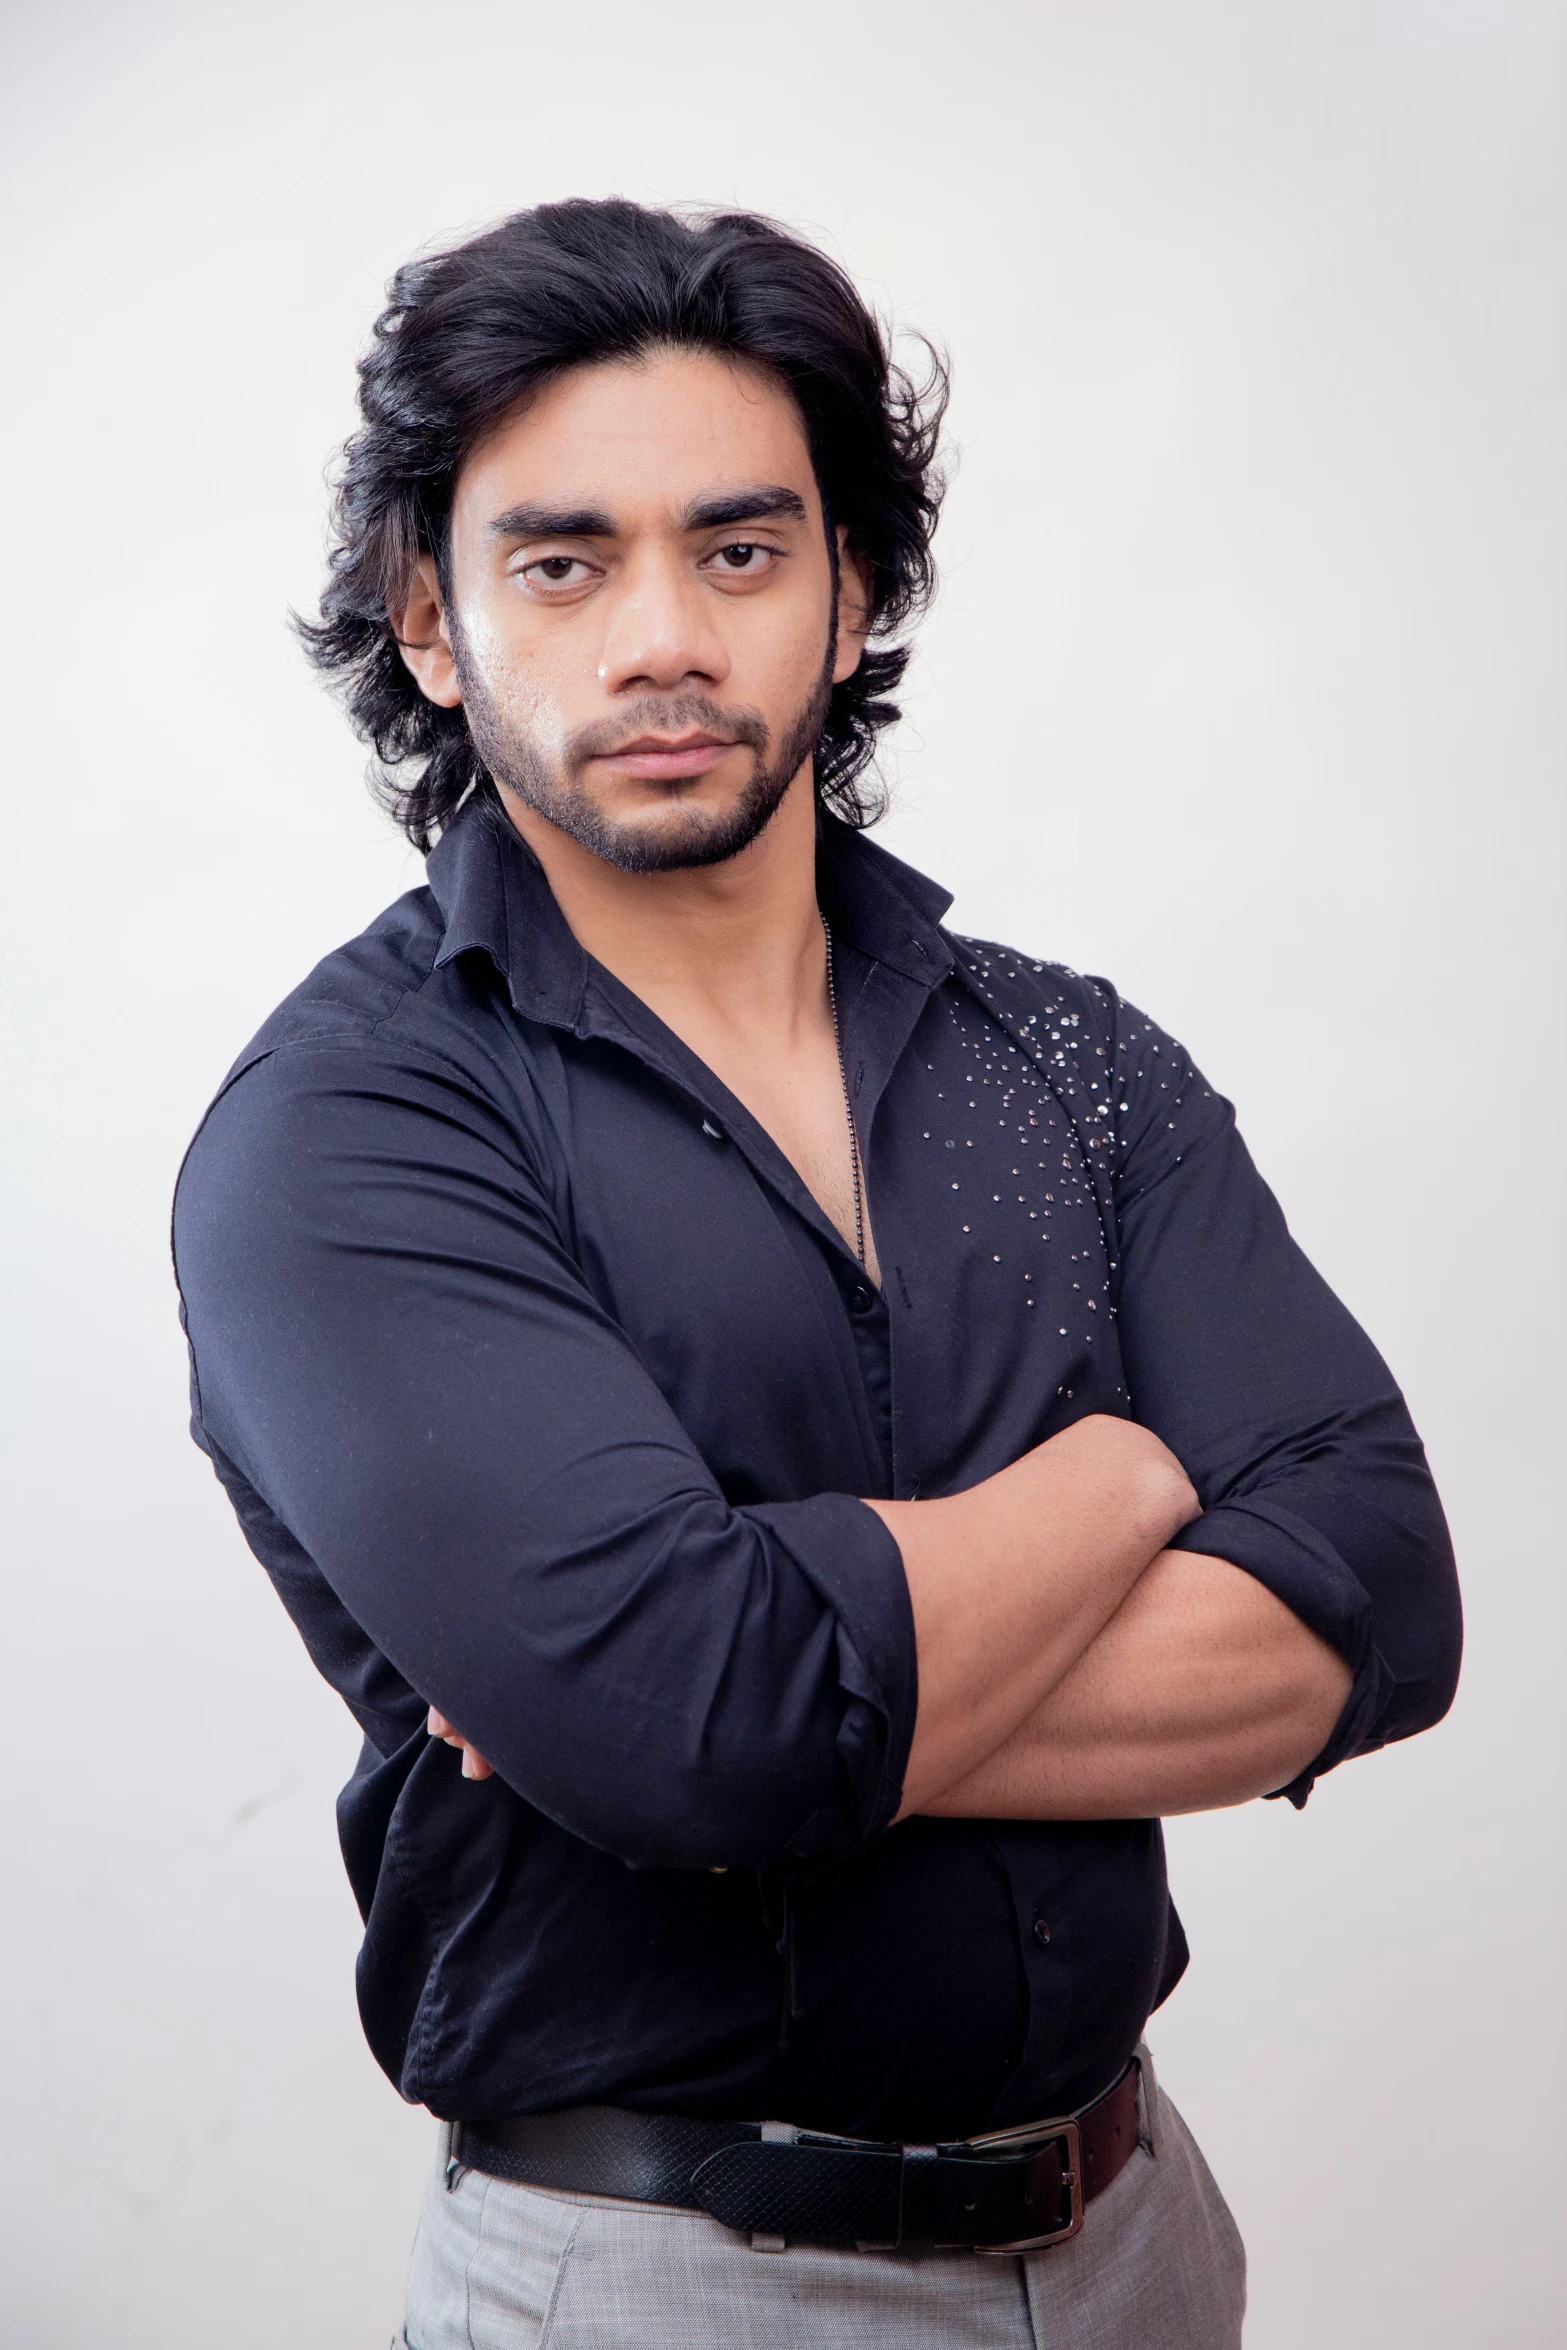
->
[[175, 987, 1459, 1873]]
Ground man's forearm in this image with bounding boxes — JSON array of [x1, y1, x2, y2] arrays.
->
[[919, 1548, 1353, 1820], [868, 1416, 1199, 1815]]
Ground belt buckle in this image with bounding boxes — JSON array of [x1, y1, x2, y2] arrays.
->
[[960, 2114, 1084, 2254]]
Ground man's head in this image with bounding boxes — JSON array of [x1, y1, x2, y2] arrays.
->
[[302, 201, 946, 859]]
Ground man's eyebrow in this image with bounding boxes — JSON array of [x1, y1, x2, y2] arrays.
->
[[682, 485, 808, 532], [487, 501, 617, 541], [485, 485, 809, 542]]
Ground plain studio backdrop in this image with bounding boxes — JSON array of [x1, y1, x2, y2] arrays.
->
[[2, 3, 1562, 2343]]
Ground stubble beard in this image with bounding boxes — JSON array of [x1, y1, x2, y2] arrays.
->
[[449, 622, 837, 875]]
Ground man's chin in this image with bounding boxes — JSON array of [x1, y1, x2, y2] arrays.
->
[[520, 772, 794, 876], [591, 810, 774, 876]]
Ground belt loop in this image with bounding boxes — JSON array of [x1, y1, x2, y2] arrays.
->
[[897, 2143, 938, 2247], [443, 2120, 468, 2192], [751, 2121, 795, 2250], [1131, 2045, 1157, 2159]]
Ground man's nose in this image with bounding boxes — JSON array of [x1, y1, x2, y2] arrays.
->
[[596, 556, 731, 696]]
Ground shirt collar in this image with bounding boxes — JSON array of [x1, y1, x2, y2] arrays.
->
[[424, 790, 956, 1027]]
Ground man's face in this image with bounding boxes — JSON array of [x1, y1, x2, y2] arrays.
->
[[400, 347, 866, 872]]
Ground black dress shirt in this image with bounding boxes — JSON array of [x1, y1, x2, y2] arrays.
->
[[172, 796, 1460, 2142]]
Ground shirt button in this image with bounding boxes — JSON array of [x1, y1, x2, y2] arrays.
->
[[1032, 1913, 1052, 1948], [848, 1284, 875, 1315]]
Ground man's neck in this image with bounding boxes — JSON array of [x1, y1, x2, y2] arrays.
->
[[496, 770, 827, 1046], [498, 766, 878, 1278]]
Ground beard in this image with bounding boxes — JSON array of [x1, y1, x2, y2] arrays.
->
[[450, 625, 836, 875]]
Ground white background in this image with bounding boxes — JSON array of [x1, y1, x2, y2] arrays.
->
[[2, 3, 1562, 2343]]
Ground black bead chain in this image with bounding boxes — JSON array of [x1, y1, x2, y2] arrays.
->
[[823, 920, 866, 1271]]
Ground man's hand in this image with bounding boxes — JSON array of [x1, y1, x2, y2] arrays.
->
[[428, 1706, 494, 1780]]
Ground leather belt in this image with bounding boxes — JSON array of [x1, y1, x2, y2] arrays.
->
[[452, 2060, 1141, 2252]]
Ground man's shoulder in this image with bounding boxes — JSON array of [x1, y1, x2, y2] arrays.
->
[[944, 930, 1124, 1040], [938, 932, 1221, 1173], [215, 880, 488, 1085], [181, 877, 527, 1184]]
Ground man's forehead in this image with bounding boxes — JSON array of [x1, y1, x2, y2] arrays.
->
[[457, 348, 818, 529]]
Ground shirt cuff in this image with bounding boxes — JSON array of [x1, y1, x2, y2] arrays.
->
[[1168, 1494, 1394, 1806], [743, 1492, 918, 1859]]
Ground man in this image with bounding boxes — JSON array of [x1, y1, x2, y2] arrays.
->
[[173, 200, 1460, 2348]]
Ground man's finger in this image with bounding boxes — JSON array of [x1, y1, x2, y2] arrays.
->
[[428, 1705, 494, 1778]]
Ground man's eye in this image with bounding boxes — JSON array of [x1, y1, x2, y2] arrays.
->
[[521, 555, 592, 588], [711, 543, 770, 572]]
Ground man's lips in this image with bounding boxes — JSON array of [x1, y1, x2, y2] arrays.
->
[[590, 734, 738, 782]]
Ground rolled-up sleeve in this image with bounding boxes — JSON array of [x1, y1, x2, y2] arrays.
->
[[1105, 994, 1461, 1804], [172, 1037, 916, 1871]]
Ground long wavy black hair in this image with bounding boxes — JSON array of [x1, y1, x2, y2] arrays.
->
[[297, 200, 948, 851]]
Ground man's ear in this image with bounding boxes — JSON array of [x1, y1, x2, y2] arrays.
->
[[832, 528, 873, 686], [391, 554, 463, 708]]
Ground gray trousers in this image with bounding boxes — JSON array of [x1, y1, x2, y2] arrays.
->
[[400, 2046, 1245, 2349]]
